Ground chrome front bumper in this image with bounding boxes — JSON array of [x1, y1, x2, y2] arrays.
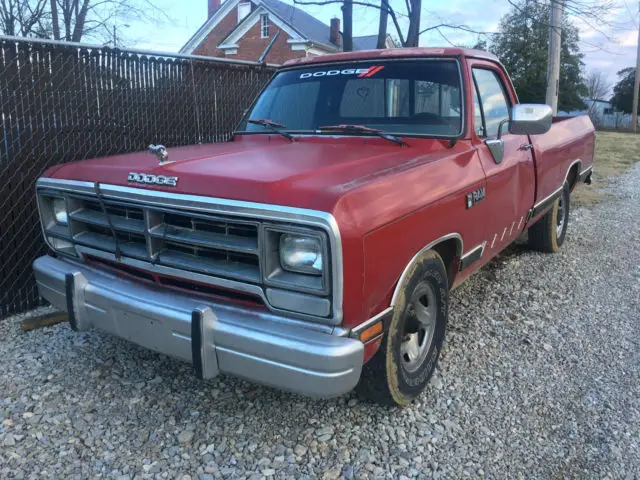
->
[[33, 255, 363, 397]]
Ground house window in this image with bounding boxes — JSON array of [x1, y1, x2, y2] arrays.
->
[[260, 14, 269, 38], [237, 2, 250, 23]]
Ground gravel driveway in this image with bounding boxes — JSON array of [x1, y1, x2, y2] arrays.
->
[[2, 166, 639, 480]]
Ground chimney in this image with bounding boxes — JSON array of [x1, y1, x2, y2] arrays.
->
[[209, 0, 221, 18], [330, 17, 340, 46]]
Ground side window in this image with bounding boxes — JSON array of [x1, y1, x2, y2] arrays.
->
[[472, 68, 510, 137], [415, 81, 439, 115], [386, 79, 410, 117], [473, 82, 484, 137], [416, 81, 461, 117]]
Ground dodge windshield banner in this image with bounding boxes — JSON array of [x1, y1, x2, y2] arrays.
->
[[299, 65, 385, 79]]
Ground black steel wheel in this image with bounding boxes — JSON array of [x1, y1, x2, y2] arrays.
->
[[357, 250, 449, 406], [528, 184, 570, 253]]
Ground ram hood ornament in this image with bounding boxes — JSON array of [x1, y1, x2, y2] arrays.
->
[[148, 144, 171, 164]]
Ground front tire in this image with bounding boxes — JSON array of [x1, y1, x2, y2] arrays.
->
[[528, 184, 570, 253], [357, 250, 449, 406]]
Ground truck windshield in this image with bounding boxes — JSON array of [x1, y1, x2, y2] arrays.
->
[[237, 59, 463, 138]]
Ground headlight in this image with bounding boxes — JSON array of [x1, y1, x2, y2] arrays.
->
[[52, 197, 68, 224], [280, 234, 323, 275], [263, 227, 330, 313]]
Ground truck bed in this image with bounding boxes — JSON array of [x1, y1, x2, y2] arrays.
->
[[530, 115, 595, 203]]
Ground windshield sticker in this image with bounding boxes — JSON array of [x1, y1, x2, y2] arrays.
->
[[356, 87, 370, 99], [358, 65, 385, 78], [299, 65, 385, 79]]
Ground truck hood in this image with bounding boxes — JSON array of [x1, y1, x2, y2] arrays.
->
[[48, 135, 454, 212]]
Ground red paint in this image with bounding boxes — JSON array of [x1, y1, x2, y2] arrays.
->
[[43, 49, 595, 365], [282, 47, 499, 68]]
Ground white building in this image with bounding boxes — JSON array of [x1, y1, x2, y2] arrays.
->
[[558, 98, 636, 129]]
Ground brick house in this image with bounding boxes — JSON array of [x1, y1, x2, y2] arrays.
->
[[180, 0, 395, 64]]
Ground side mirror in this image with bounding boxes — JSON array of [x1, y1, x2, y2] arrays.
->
[[509, 104, 553, 135]]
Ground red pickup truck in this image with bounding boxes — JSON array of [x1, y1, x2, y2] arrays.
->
[[33, 48, 595, 405]]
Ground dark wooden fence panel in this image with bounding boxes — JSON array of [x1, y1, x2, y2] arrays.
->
[[0, 36, 275, 319]]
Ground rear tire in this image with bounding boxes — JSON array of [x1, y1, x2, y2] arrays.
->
[[357, 250, 448, 406], [528, 184, 570, 253]]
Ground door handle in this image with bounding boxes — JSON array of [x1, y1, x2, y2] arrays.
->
[[518, 143, 533, 151]]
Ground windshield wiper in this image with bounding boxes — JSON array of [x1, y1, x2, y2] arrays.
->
[[247, 119, 294, 142], [318, 124, 407, 146]]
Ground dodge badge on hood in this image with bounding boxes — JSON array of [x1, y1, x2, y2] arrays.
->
[[128, 172, 178, 187]]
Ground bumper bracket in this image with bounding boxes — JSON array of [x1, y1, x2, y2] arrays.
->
[[191, 307, 219, 380]]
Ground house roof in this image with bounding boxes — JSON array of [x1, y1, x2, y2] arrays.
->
[[352, 34, 378, 51], [180, 0, 387, 54], [259, 0, 385, 50], [261, 0, 336, 47]]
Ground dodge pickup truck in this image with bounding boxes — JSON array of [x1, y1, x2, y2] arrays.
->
[[33, 48, 595, 405]]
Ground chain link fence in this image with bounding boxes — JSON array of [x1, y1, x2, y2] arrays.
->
[[0, 36, 275, 319]]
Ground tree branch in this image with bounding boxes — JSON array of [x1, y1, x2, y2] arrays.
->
[[293, 0, 405, 45], [419, 23, 497, 36]]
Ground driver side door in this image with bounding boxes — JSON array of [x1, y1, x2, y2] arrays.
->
[[470, 61, 535, 257]]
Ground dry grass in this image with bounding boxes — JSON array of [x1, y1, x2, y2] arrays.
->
[[572, 131, 640, 207]]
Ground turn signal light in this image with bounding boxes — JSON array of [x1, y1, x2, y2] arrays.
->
[[359, 322, 383, 343]]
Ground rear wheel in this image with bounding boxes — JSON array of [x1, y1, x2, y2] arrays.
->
[[528, 184, 570, 253], [357, 250, 448, 406]]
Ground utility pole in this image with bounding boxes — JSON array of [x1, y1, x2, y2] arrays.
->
[[112, 24, 129, 49], [545, 0, 563, 115], [632, 0, 640, 132], [342, 0, 353, 52]]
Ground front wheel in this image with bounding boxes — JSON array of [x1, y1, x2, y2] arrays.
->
[[357, 250, 448, 406], [528, 184, 570, 253]]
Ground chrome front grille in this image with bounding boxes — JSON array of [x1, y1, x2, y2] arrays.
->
[[36, 178, 342, 325], [66, 195, 261, 284]]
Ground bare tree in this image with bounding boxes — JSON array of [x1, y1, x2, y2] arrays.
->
[[1, 0, 168, 44], [49, 0, 58, 38], [342, 0, 352, 51], [296, 0, 614, 52], [48, 0, 167, 43], [376, 0, 388, 49], [586, 70, 611, 101], [0, 0, 48, 36], [584, 69, 612, 127], [294, 0, 421, 48], [404, 0, 421, 47]]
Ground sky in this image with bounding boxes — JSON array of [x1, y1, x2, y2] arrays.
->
[[120, 0, 639, 96]]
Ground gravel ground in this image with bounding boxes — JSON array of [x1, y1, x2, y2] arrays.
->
[[1, 166, 639, 480]]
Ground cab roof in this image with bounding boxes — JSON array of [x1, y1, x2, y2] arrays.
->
[[282, 47, 498, 68]]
